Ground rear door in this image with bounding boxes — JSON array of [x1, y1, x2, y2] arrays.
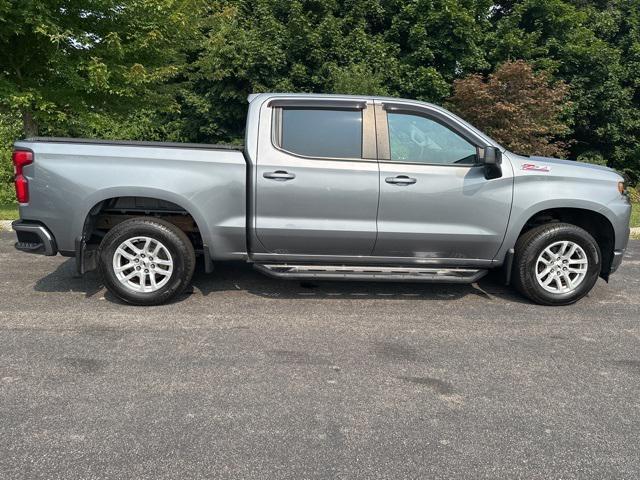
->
[[373, 101, 513, 262], [254, 98, 379, 256]]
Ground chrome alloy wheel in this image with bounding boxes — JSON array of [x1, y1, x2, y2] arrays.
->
[[112, 236, 173, 293], [535, 240, 588, 294]]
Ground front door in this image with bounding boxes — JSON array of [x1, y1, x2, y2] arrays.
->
[[373, 103, 513, 262], [255, 99, 379, 256]]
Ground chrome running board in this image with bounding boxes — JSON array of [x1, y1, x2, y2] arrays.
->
[[254, 263, 487, 283]]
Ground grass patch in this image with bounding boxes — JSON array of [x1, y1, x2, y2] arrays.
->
[[0, 203, 18, 220], [631, 204, 640, 239], [631, 203, 640, 229]]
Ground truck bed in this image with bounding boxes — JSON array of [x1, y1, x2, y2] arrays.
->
[[14, 136, 248, 259]]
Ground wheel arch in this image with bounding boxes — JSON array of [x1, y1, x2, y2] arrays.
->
[[76, 188, 213, 273], [512, 206, 615, 279]]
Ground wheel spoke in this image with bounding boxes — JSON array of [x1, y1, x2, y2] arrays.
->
[[542, 247, 555, 260], [122, 269, 138, 281], [553, 276, 563, 290], [117, 248, 136, 261], [115, 262, 135, 272], [143, 238, 151, 255], [559, 241, 569, 256], [537, 266, 552, 279], [155, 267, 171, 278], [124, 240, 141, 254], [567, 258, 588, 265]]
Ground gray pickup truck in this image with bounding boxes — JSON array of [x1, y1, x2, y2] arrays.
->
[[11, 93, 631, 306]]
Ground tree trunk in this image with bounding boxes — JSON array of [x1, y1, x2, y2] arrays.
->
[[21, 110, 38, 137]]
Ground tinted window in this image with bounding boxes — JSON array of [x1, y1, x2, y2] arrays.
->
[[388, 112, 476, 165], [280, 108, 362, 158]]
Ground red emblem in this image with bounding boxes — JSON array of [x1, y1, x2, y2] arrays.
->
[[522, 163, 551, 172]]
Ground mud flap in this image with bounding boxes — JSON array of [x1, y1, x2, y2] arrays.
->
[[75, 237, 98, 275], [504, 248, 515, 286]]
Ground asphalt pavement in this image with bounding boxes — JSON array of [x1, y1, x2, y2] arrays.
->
[[1, 231, 639, 479]]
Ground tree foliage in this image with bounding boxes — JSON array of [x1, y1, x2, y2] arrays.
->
[[0, 113, 20, 203], [1, 0, 640, 201], [0, 0, 199, 137], [487, 0, 640, 180], [448, 60, 571, 157], [181, 0, 493, 142]]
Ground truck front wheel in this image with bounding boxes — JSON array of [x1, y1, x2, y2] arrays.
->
[[513, 223, 601, 306], [97, 217, 196, 306]]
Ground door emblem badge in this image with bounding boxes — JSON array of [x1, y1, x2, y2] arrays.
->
[[522, 163, 551, 172]]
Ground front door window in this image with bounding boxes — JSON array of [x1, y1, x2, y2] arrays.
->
[[387, 112, 477, 165]]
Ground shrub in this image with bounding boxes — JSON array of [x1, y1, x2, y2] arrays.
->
[[448, 61, 571, 158], [0, 115, 21, 204]]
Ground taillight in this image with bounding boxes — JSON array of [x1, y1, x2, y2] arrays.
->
[[12, 150, 34, 203]]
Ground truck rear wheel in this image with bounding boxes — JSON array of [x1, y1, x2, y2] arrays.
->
[[97, 217, 196, 306], [513, 223, 601, 306]]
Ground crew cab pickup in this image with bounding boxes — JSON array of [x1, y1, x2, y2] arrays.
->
[[11, 93, 632, 306]]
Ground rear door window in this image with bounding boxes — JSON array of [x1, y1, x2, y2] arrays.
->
[[279, 108, 362, 159]]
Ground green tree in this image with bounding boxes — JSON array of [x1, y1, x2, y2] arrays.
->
[[0, 0, 199, 137], [487, 0, 640, 179], [180, 0, 493, 143]]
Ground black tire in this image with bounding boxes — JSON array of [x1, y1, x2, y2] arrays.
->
[[97, 217, 196, 306], [512, 223, 601, 306]]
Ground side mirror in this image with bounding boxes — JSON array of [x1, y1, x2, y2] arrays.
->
[[477, 146, 503, 179], [477, 146, 502, 166]]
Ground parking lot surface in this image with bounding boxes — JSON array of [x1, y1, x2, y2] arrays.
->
[[1, 231, 639, 479]]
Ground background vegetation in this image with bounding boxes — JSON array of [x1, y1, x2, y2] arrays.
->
[[1, 0, 639, 206]]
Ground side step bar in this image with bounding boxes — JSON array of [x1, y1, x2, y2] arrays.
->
[[254, 264, 487, 284]]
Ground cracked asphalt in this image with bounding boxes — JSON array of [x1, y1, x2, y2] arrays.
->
[[1, 231, 639, 479]]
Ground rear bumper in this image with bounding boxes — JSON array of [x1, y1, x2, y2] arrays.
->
[[12, 220, 58, 256]]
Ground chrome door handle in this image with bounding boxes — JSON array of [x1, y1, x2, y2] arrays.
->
[[385, 175, 417, 185], [263, 170, 296, 181]]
